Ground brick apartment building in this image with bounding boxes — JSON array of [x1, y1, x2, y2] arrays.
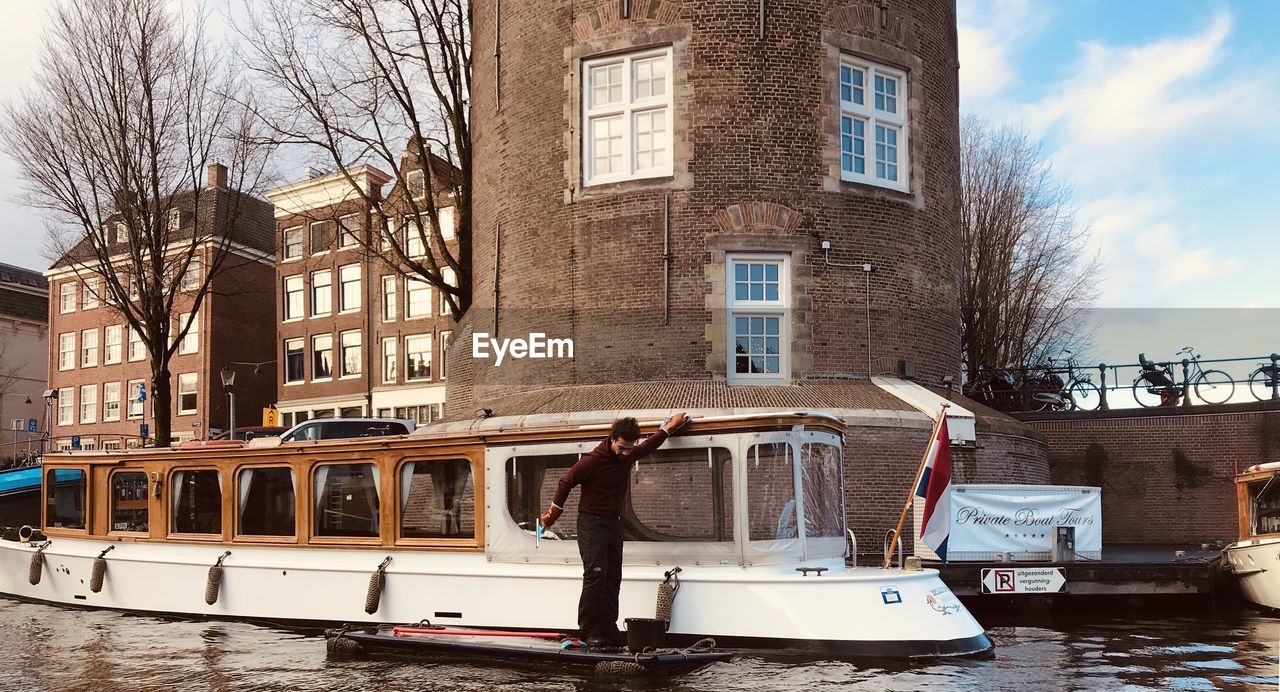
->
[[0, 263, 49, 463], [265, 162, 458, 428], [44, 165, 277, 448]]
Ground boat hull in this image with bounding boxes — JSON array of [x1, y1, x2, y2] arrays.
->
[[0, 537, 991, 658], [1223, 538, 1280, 610]]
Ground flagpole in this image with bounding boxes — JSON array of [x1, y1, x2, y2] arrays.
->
[[882, 401, 951, 569]]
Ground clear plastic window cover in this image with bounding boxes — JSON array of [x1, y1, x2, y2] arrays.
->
[[487, 431, 844, 565]]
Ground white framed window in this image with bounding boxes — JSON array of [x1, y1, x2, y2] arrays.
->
[[440, 267, 456, 316], [103, 382, 121, 422], [382, 337, 397, 384], [177, 312, 198, 355], [726, 254, 790, 384], [177, 373, 197, 414], [58, 332, 75, 371], [405, 334, 432, 381], [339, 330, 362, 378], [582, 47, 673, 186], [114, 222, 128, 244], [57, 388, 74, 426], [439, 206, 457, 241], [59, 282, 76, 313], [312, 334, 333, 380], [310, 221, 334, 254], [405, 169, 426, 199], [439, 330, 452, 380], [406, 278, 431, 319], [381, 218, 395, 252], [404, 215, 428, 258], [80, 384, 97, 423], [838, 57, 908, 191], [382, 276, 398, 322], [283, 275, 304, 321], [310, 270, 332, 316], [128, 327, 145, 361], [80, 328, 99, 368], [339, 264, 361, 312], [168, 208, 182, 232], [179, 259, 201, 292], [83, 278, 100, 309], [127, 380, 144, 419], [104, 325, 123, 364], [339, 214, 361, 248], [128, 276, 140, 301], [284, 338, 305, 383], [283, 226, 303, 260]]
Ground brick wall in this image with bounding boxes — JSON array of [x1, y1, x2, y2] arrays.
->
[[1024, 406, 1280, 545]]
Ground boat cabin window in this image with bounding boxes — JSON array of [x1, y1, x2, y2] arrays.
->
[[801, 443, 844, 538], [110, 471, 149, 533], [314, 463, 380, 538], [45, 468, 86, 530], [1250, 477, 1280, 535], [238, 467, 296, 537], [172, 469, 222, 535], [400, 460, 475, 539], [505, 446, 734, 542], [747, 443, 796, 540]]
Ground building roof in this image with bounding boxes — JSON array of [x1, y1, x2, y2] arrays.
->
[[0, 263, 49, 323], [0, 263, 48, 290]]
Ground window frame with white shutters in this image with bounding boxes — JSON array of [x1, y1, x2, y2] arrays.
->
[[58, 332, 75, 371], [284, 338, 305, 384], [440, 330, 452, 380], [312, 334, 333, 381], [382, 275, 398, 322], [837, 56, 909, 192], [440, 267, 456, 316], [338, 214, 361, 249], [57, 388, 74, 426], [104, 325, 123, 364], [581, 47, 674, 187], [405, 278, 431, 319], [339, 330, 362, 378], [382, 337, 397, 384], [103, 382, 121, 422], [80, 328, 98, 368], [282, 226, 303, 260], [82, 278, 100, 309], [283, 275, 304, 321], [127, 381, 144, 419], [80, 384, 97, 424], [405, 334, 432, 381], [726, 254, 791, 385], [310, 220, 334, 254], [310, 270, 332, 317], [128, 328, 145, 362], [177, 312, 198, 355], [59, 282, 76, 313]]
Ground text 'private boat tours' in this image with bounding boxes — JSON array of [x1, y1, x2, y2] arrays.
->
[[0, 412, 992, 658], [1224, 460, 1280, 611]]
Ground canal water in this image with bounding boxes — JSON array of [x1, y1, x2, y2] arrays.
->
[[0, 598, 1274, 691]]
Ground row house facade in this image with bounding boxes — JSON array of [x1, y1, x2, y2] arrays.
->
[[265, 163, 458, 429], [45, 165, 278, 448], [0, 263, 49, 464]]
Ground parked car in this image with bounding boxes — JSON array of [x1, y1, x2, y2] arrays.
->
[[211, 426, 288, 442], [278, 418, 415, 443]]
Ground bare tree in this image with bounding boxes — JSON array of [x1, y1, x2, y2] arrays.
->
[[2, 0, 268, 446], [240, 0, 472, 318], [960, 115, 1100, 377]]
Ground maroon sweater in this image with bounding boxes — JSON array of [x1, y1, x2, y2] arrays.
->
[[551, 430, 670, 518]]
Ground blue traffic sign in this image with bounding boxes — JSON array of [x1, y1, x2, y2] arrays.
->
[[138, 383, 147, 402], [71, 435, 81, 450], [139, 423, 149, 439], [26, 418, 36, 434]]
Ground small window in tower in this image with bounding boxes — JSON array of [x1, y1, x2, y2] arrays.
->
[[838, 57, 908, 191], [726, 254, 790, 384], [582, 47, 673, 186]]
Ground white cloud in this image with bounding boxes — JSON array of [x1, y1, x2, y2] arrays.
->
[[956, 0, 1047, 108]]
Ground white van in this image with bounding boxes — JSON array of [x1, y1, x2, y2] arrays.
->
[[278, 418, 415, 443]]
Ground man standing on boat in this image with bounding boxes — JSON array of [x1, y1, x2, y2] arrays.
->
[[540, 413, 690, 647]]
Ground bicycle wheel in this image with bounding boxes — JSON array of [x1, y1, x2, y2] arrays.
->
[[1249, 368, 1280, 401], [1068, 380, 1101, 411], [1193, 369, 1235, 405], [1131, 374, 1164, 408]]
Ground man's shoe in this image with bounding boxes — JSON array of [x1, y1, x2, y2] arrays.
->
[[585, 634, 608, 648], [600, 629, 627, 646]]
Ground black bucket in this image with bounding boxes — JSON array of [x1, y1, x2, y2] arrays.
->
[[625, 617, 666, 651]]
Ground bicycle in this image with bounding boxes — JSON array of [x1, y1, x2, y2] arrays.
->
[[1247, 357, 1280, 401], [1132, 347, 1234, 407], [1055, 351, 1102, 411]]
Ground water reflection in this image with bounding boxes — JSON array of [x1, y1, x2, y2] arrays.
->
[[0, 597, 1274, 691]]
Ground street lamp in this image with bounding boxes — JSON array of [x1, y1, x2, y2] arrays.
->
[[220, 365, 236, 441], [42, 389, 57, 454]]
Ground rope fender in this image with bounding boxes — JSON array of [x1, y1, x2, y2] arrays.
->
[[326, 626, 367, 657], [89, 545, 115, 593], [365, 556, 392, 615], [655, 566, 682, 624], [28, 541, 50, 586], [593, 638, 718, 677], [205, 551, 231, 605]]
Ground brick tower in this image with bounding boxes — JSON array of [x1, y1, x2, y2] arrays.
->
[[456, 0, 1047, 548]]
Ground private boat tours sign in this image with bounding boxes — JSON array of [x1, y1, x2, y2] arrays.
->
[[914, 485, 1102, 561]]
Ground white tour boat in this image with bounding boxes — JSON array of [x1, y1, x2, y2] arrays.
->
[[0, 412, 992, 658], [1223, 460, 1280, 610]]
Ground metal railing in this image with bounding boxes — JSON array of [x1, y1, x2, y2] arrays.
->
[[963, 351, 1280, 413]]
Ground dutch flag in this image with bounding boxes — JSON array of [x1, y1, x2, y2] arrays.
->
[[915, 416, 952, 562]]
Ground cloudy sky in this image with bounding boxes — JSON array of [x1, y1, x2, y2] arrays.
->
[[0, 1, 1274, 372]]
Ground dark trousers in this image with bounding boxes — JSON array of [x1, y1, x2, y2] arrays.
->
[[576, 512, 623, 637]]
